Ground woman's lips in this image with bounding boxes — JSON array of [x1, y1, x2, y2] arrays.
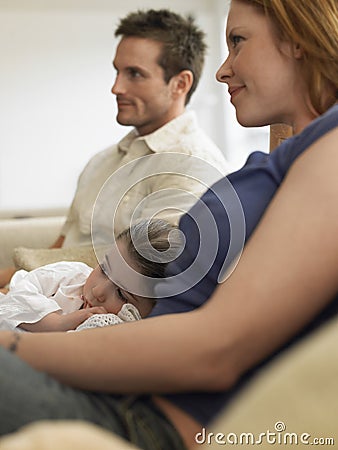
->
[[228, 85, 245, 101]]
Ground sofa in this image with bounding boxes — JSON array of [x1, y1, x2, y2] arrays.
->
[[0, 210, 98, 273], [0, 209, 66, 270]]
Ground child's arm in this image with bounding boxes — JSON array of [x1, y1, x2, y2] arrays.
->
[[0, 262, 92, 330], [19, 306, 108, 332]]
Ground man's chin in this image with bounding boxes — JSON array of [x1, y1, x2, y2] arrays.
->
[[116, 113, 134, 127]]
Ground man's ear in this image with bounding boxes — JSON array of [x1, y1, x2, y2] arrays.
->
[[170, 70, 194, 98]]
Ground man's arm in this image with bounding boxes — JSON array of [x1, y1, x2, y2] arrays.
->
[[0, 267, 17, 289], [50, 235, 65, 249]]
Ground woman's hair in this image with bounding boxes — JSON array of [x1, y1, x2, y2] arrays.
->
[[117, 219, 183, 279], [236, 0, 338, 114], [114, 9, 207, 105]]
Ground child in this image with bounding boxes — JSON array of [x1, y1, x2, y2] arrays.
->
[[0, 219, 182, 332]]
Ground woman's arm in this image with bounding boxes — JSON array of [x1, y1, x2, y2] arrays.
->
[[1, 128, 338, 394]]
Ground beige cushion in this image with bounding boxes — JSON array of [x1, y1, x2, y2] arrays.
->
[[0, 216, 64, 269], [206, 314, 338, 448], [0, 421, 138, 450], [13, 246, 98, 270]]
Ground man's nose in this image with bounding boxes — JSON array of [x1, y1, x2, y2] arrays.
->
[[111, 74, 125, 95]]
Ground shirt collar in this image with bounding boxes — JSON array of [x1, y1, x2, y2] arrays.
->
[[117, 110, 197, 155]]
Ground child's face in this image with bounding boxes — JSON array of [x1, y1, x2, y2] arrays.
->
[[82, 240, 154, 318]]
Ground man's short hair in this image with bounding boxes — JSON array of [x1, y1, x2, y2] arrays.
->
[[114, 9, 207, 104]]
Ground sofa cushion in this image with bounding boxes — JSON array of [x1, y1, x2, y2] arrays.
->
[[13, 246, 98, 270], [206, 314, 338, 448], [0, 421, 138, 450]]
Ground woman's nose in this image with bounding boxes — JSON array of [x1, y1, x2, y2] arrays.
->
[[216, 55, 233, 83]]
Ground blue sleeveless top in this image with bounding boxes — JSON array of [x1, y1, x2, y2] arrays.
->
[[150, 104, 338, 425]]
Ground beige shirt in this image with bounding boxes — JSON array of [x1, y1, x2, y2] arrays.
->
[[62, 110, 232, 246]]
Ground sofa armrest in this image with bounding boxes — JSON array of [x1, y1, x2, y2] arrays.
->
[[0, 216, 65, 268]]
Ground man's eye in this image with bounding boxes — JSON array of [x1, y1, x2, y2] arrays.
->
[[128, 68, 141, 78]]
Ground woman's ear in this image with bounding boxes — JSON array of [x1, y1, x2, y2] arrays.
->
[[170, 70, 194, 99], [293, 42, 304, 59]]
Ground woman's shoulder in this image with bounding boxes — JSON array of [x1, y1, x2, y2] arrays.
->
[[271, 104, 338, 170], [298, 104, 338, 144], [293, 104, 337, 145]]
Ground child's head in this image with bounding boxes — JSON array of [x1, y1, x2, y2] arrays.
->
[[83, 219, 183, 318], [117, 219, 182, 279]]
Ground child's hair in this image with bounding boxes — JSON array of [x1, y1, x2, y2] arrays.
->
[[117, 219, 183, 279], [238, 0, 338, 113], [114, 9, 207, 104]]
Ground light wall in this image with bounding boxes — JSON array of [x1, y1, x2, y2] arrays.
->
[[0, 0, 268, 212]]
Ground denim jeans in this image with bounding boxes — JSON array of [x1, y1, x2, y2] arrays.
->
[[0, 347, 186, 450]]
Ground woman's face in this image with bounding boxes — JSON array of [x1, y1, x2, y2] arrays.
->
[[216, 0, 315, 132]]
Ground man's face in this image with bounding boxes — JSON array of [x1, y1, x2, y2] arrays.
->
[[112, 36, 179, 136]]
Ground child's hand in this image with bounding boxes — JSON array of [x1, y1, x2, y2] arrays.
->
[[19, 307, 108, 332], [59, 307, 108, 331]]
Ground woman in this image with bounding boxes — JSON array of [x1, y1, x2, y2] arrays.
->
[[0, 1, 337, 449]]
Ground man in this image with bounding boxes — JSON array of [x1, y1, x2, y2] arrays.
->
[[0, 9, 231, 288]]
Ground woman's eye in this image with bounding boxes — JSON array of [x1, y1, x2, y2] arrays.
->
[[231, 35, 243, 48]]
